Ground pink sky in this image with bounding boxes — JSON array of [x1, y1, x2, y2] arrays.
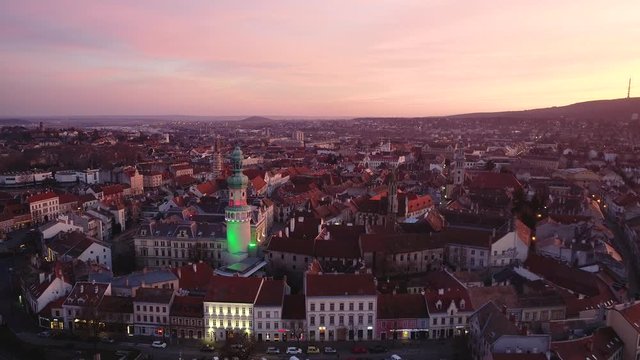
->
[[1, 0, 639, 117]]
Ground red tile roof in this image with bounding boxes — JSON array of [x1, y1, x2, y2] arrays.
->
[[170, 295, 204, 318], [204, 276, 263, 303], [282, 294, 306, 320], [306, 273, 376, 297], [255, 279, 286, 307], [422, 270, 473, 314], [618, 302, 640, 331], [551, 327, 622, 360], [172, 262, 214, 293], [377, 294, 428, 319], [134, 287, 174, 304], [28, 191, 58, 203], [467, 171, 522, 191]]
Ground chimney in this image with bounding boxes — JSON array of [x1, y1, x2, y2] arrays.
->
[[192, 263, 197, 273], [285, 227, 290, 237], [438, 288, 444, 295], [177, 268, 182, 279], [290, 217, 295, 233]]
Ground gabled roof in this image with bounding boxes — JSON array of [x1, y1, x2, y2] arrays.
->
[[204, 276, 263, 304], [422, 270, 473, 314], [64, 281, 110, 308], [172, 262, 214, 293], [134, 287, 174, 304], [255, 278, 286, 307], [377, 293, 428, 319], [282, 294, 306, 320], [472, 301, 519, 345], [170, 295, 204, 318], [551, 326, 622, 360], [28, 191, 58, 203], [306, 272, 376, 297]]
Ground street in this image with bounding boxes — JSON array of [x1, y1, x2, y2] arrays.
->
[[13, 331, 452, 360]]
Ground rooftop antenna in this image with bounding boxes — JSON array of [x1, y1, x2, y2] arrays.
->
[[628, 77, 632, 99]]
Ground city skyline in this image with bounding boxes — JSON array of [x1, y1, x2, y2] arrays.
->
[[1, 0, 640, 117]]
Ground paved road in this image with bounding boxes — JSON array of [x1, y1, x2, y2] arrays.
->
[[15, 332, 452, 360]]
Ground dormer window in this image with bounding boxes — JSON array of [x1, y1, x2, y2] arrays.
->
[[460, 300, 465, 310], [436, 300, 442, 310]]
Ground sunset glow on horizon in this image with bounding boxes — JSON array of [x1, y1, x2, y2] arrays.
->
[[1, 0, 640, 117]]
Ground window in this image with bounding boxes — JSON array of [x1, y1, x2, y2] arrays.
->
[[358, 303, 364, 311], [339, 315, 344, 325], [368, 302, 373, 311], [432, 318, 437, 325], [310, 303, 315, 312], [143, 305, 147, 312], [330, 303, 334, 311], [329, 315, 335, 325], [257, 311, 262, 318], [367, 315, 373, 324], [440, 318, 445, 325], [339, 303, 344, 311], [320, 303, 325, 311], [310, 316, 315, 326], [358, 315, 363, 324], [348, 316, 354, 325], [258, 322, 262, 329], [320, 316, 325, 325], [349, 303, 354, 311], [266, 311, 271, 318]]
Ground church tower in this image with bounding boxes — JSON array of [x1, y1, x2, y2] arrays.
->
[[211, 136, 224, 179], [224, 146, 252, 264], [452, 143, 465, 186], [387, 167, 398, 217]]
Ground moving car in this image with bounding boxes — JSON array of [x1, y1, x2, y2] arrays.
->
[[323, 346, 337, 354], [286, 347, 302, 354], [306, 345, 320, 354], [266, 346, 280, 354], [151, 341, 167, 348], [351, 345, 367, 354]]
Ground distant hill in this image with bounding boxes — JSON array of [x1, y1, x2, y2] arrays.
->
[[238, 116, 276, 125], [449, 97, 640, 120]]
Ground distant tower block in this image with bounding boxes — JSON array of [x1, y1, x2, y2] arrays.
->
[[211, 137, 224, 178], [224, 146, 252, 264], [292, 130, 304, 142]]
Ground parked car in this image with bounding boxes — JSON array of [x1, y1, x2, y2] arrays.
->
[[266, 347, 280, 354], [351, 345, 367, 354], [151, 341, 167, 348], [286, 347, 302, 354], [306, 345, 320, 354], [323, 346, 337, 354], [368, 345, 387, 353], [100, 337, 115, 343], [37, 331, 51, 338]]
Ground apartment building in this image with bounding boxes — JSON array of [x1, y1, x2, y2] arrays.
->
[[304, 272, 377, 341]]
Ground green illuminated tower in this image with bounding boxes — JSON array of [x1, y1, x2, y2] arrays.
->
[[225, 146, 252, 264]]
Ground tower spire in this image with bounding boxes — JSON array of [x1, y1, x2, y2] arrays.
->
[[628, 77, 632, 99]]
